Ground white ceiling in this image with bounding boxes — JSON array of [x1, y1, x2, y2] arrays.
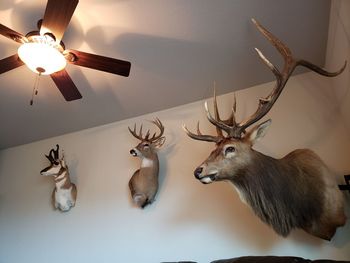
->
[[0, 0, 331, 149]]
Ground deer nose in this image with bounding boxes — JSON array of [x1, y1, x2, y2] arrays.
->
[[194, 167, 203, 179], [130, 149, 137, 156]]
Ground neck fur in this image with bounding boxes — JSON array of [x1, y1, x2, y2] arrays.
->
[[230, 150, 323, 237], [141, 155, 158, 168], [54, 168, 72, 190]]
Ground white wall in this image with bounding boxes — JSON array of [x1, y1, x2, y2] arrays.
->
[[0, 70, 350, 263], [1, 1, 350, 261]]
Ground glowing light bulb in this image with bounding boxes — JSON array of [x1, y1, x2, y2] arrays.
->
[[18, 36, 66, 75]]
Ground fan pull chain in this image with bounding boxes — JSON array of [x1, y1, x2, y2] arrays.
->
[[30, 67, 45, 106]]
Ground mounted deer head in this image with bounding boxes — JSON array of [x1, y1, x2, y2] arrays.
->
[[40, 144, 77, 212], [41, 144, 66, 175], [183, 19, 346, 240], [128, 118, 165, 208]]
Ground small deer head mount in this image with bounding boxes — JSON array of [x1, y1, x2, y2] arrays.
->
[[41, 144, 66, 176], [183, 19, 346, 240], [129, 118, 165, 158], [128, 118, 165, 208], [40, 144, 77, 212]]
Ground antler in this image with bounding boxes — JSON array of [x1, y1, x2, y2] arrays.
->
[[147, 118, 165, 142], [201, 18, 347, 139], [128, 118, 165, 142], [182, 88, 237, 143], [45, 149, 55, 163], [235, 19, 346, 135], [44, 144, 60, 163], [128, 123, 144, 141], [184, 19, 346, 141], [53, 144, 59, 159]]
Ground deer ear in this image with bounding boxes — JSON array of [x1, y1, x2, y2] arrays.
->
[[248, 119, 271, 144]]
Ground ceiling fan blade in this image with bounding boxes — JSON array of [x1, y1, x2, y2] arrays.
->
[[0, 24, 27, 43], [0, 54, 24, 74], [40, 0, 79, 42], [50, 69, 82, 101], [66, 49, 131, 77]]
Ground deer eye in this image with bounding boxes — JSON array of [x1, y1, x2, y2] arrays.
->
[[143, 143, 150, 148], [225, 146, 236, 155]]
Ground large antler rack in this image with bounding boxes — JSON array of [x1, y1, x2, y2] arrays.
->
[[183, 18, 346, 142], [128, 118, 165, 143], [182, 88, 236, 143]]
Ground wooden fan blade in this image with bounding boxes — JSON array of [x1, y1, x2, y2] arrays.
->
[[51, 69, 82, 101], [0, 24, 27, 43], [40, 0, 79, 42], [67, 49, 131, 77], [0, 54, 24, 74]]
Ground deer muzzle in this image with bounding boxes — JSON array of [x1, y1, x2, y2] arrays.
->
[[40, 165, 61, 176], [130, 148, 138, 157], [194, 166, 217, 184]]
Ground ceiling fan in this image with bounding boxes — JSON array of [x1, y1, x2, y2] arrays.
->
[[0, 0, 131, 101]]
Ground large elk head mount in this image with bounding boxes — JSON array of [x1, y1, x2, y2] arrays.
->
[[183, 19, 346, 240], [128, 118, 165, 208]]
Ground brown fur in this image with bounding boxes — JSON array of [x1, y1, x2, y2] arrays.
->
[[195, 126, 346, 240], [128, 118, 165, 208], [129, 163, 159, 208], [185, 18, 347, 240]]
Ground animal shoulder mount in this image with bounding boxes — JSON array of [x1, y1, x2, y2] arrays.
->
[[40, 144, 77, 212], [183, 19, 347, 240], [128, 118, 165, 208]]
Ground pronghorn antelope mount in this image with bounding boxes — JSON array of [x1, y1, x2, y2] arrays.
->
[[40, 144, 77, 212], [128, 118, 165, 208], [183, 19, 347, 240]]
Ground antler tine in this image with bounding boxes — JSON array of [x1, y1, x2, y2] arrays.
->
[[229, 93, 238, 127], [182, 123, 222, 143], [128, 123, 144, 141], [252, 18, 293, 66], [252, 18, 347, 76], [298, 59, 347, 77], [145, 129, 151, 140], [236, 18, 347, 136], [254, 47, 281, 80], [196, 121, 202, 135], [139, 124, 144, 139], [213, 87, 224, 137], [45, 149, 55, 163], [149, 118, 161, 140], [53, 144, 59, 160], [234, 20, 293, 134], [233, 93, 237, 113], [205, 101, 236, 137], [148, 118, 165, 142]]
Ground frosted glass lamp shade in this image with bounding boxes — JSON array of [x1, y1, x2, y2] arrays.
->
[[18, 42, 66, 75]]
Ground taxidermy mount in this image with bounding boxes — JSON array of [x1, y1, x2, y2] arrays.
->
[[40, 144, 77, 212], [182, 19, 347, 240], [128, 118, 165, 208]]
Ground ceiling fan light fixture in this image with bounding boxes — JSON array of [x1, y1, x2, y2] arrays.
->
[[17, 35, 66, 75]]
